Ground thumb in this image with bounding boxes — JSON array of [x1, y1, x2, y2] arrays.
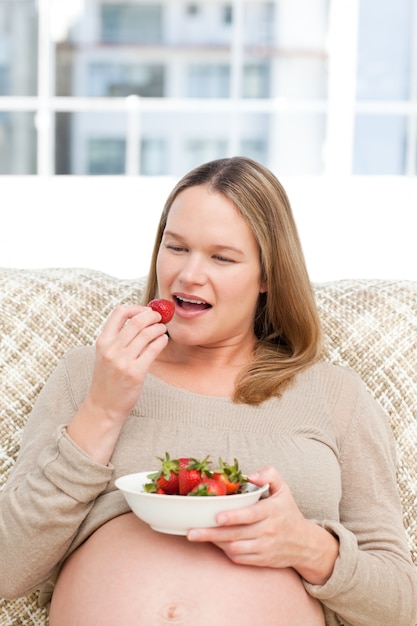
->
[[247, 465, 284, 496]]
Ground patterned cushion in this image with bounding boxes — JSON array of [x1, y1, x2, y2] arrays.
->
[[314, 279, 417, 566], [1, 268, 416, 625]]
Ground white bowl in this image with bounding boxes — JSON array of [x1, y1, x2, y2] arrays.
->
[[115, 471, 269, 535]]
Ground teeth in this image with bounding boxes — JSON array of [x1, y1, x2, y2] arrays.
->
[[177, 296, 206, 305]]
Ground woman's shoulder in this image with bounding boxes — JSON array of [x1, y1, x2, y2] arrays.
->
[[62, 344, 95, 370], [39, 345, 95, 395], [299, 359, 376, 421], [301, 359, 391, 447], [301, 359, 366, 391], [52, 344, 96, 401]]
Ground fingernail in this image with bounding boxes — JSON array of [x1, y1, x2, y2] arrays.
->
[[188, 530, 199, 541]]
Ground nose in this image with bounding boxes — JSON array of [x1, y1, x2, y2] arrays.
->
[[178, 254, 207, 286]]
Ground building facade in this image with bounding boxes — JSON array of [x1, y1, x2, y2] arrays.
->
[[0, 0, 415, 176]]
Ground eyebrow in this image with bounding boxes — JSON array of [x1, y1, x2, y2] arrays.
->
[[162, 230, 245, 256]]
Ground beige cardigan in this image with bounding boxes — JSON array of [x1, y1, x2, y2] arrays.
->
[[1, 345, 416, 626]]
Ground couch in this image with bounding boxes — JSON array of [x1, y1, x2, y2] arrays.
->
[[1, 267, 416, 625]]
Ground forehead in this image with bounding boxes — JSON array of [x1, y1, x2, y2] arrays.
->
[[166, 185, 242, 226], [163, 186, 259, 252]]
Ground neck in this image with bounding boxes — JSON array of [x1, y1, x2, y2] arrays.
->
[[161, 337, 256, 369], [149, 338, 256, 397]]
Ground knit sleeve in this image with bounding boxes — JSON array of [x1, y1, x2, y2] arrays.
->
[[0, 349, 113, 599], [304, 375, 417, 626]]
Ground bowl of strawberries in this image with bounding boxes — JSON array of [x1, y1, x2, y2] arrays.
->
[[115, 453, 269, 535]]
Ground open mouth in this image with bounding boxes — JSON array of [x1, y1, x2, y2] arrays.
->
[[174, 295, 212, 312]]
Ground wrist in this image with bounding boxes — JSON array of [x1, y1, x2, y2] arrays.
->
[[293, 520, 340, 586], [67, 397, 125, 466]]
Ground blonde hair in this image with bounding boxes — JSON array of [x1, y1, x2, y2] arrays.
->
[[144, 156, 322, 404]]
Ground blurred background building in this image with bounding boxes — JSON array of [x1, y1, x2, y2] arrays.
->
[[1, 0, 416, 281], [0, 0, 415, 177]]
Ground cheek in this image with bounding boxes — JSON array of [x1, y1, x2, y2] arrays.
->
[[222, 272, 263, 310], [156, 251, 174, 283]]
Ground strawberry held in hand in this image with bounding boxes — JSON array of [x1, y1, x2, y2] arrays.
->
[[147, 298, 175, 324]]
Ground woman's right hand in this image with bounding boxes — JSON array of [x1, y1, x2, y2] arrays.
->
[[90, 304, 169, 421], [66, 305, 169, 464]]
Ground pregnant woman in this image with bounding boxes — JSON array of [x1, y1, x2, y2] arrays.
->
[[1, 157, 416, 626]]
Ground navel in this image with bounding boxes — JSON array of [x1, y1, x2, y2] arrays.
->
[[159, 602, 187, 622]]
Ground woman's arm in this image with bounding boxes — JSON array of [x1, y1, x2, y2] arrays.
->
[[0, 352, 112, 599], [188, 373, 417, 626], [67, 304, 168, 464], [0, 304, 169, 599], [303, 380, 417, 626]]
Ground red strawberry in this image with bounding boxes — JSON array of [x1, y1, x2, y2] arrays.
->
[[145, 452, 179, 495], [212, 457, 247, 494], [189, 476, 227, 496], [178, 456, 211, 495], [147, 298, 175, 324], [143, 481, 167, 495], [156, 473, 178, 494]]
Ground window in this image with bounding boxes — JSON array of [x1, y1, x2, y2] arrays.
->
[[0, 67, 8, 95], [88, 64, 165, 98], [83, 135, 167, 175], [222, 4, 233, 25], [240, 138, 266, 163], [88, 138, 125, 174], [0, 0, 415, 176], [244, 1, 275, 45], [187, 65, 230, 98], [101, 4, 163, 44], [0, 0, 37, 96], [185, 139, 228, 172], [141, 138, 167, 175], [353, 0, 416, 175], [0, 112, 36, 174], [242, 64, 270, 98], [186, 4, 200, 16], [353, 115, 407, 175]]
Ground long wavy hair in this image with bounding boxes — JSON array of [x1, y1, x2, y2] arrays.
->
[[143, 156, 322, 404]]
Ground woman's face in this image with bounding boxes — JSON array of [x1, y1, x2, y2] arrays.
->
[[156, 185, 266, 349]]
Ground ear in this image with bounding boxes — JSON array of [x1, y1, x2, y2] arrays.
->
[[259, 280, 267, 294]]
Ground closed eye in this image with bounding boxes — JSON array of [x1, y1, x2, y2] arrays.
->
[[166, 244, 187, 253], [213, 254, 235, 263]]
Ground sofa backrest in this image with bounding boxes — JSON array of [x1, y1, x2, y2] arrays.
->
[[1, 267, 416, 624]]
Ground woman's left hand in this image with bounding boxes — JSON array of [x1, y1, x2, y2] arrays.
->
[[187, 465, 339, 585]]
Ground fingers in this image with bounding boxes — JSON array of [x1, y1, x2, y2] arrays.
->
[[247, 465, 284, 496], [188, 466, 283, 544], [187, 515, 273, 567], [97, 305, 167, 357], [120, 309, 164, 349], [187, 467, 288, 551], [100, 305, 161, 343], [100, 304, 146, 335], [187, 467, 311, 572], [89, 304, 169, 420], [188, 498, 267, 543]]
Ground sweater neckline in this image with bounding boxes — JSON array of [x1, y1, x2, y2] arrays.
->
[[145, 371, 233, 402]]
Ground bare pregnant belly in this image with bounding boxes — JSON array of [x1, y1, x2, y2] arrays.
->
[[49, 513, 325, 626]]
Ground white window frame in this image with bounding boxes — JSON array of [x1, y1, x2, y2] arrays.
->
[[0, 0, 416, 176]]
